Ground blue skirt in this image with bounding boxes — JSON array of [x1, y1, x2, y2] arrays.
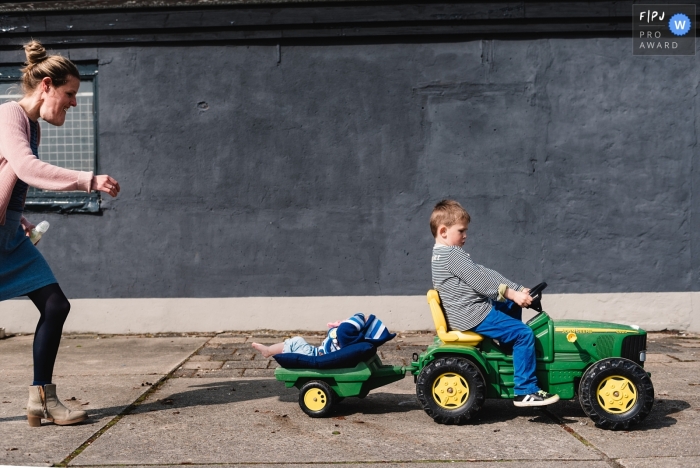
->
[[0, 210, 57, 301]]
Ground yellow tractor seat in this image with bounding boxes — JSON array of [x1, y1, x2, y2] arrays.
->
[[427, 289, 483, 346]]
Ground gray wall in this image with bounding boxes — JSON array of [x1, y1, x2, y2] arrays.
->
[[24, 38, 697, 299]]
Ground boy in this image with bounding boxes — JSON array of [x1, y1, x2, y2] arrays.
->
[[430, 199, 559, 407]]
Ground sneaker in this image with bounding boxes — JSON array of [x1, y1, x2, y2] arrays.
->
[[513, 390, 560, 407]]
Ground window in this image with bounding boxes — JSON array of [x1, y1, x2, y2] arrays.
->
[[0, 63, 99, 213]]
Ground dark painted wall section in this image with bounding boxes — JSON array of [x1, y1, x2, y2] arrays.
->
[[2, 37, 696, 298]]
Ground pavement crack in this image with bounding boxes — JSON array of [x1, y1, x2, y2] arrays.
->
[[542, 408, 624, 468], [667, 354, 697, 362], [55, 338, 213, 467]]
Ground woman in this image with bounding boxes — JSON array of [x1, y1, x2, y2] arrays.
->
[[0, 40, 120, 427]]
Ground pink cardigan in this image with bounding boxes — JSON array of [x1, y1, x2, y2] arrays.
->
[[0, 101, 93, 225]]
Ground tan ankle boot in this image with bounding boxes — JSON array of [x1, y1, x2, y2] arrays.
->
[[27, 384, 88, 427]]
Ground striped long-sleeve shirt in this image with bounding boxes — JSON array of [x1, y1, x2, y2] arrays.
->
[[431, 244, 522, 331]]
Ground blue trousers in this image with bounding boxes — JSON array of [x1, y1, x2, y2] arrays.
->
[[471, 300, 540, 395]]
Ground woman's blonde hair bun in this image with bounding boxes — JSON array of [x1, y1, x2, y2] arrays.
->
[[20, 40, 79, 94], [24, 40, 48, 66]]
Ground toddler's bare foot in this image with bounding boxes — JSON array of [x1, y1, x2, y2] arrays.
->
[[252, 342, 274, 358]]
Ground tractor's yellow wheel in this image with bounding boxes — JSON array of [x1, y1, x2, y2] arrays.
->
[[596, 375, 637, 414], [416, 357, 485, 424], [299, 380, 335, 417], [431, 372, 470, 409], [578, 358, 654, 430], [303, 387, 328, 411]]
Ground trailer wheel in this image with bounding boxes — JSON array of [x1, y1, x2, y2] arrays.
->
[[416, 356, 485, 424], [299, 380, 335, 418], [579, 358, 654, 430]]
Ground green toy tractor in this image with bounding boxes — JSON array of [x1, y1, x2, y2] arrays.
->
[[416, 282, 654, 429], [274, 283, 654, 430]]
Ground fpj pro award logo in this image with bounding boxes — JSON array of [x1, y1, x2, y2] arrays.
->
[[634, 4, 695, 55]]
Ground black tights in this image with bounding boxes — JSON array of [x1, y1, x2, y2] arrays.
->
[[27, 283, 70, 385]]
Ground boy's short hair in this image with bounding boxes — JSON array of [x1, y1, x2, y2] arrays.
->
[[430, 200, 471, 237]]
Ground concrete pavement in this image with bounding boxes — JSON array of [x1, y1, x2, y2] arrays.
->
[[0, 330, 697, 467]]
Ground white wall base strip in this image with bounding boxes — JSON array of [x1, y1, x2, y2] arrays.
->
[[1, 292, 698, 334]]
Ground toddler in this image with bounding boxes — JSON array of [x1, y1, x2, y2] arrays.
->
[[252, 313, 394, 358]]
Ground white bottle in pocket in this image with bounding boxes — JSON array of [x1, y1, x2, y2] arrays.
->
[[30, 220, 50, 245]]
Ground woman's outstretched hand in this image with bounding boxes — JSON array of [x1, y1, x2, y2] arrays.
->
[[91, 175, 120, 197]]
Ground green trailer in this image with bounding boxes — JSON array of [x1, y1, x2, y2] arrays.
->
[[274, 283, 654, 430], [275, 354, 413, 418]]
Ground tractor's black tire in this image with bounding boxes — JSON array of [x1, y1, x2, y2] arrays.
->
[[299, 380, 335, 418], [416, 356, 485, 425], [578, 358, 654, 430]]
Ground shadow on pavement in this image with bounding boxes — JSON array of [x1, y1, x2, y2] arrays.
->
[[640, 398, 691, 430], [34, 380, 420, 423], [0, 414, 33, 423], [544, 396, 690, 431], [0, 379, 282, 426], [3, 380, 688, 432]]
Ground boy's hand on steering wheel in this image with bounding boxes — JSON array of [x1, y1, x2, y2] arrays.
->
[[506, 288, 533, 308]]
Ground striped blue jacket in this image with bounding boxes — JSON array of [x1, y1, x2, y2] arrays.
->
[[320, 313, 396, 354]]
